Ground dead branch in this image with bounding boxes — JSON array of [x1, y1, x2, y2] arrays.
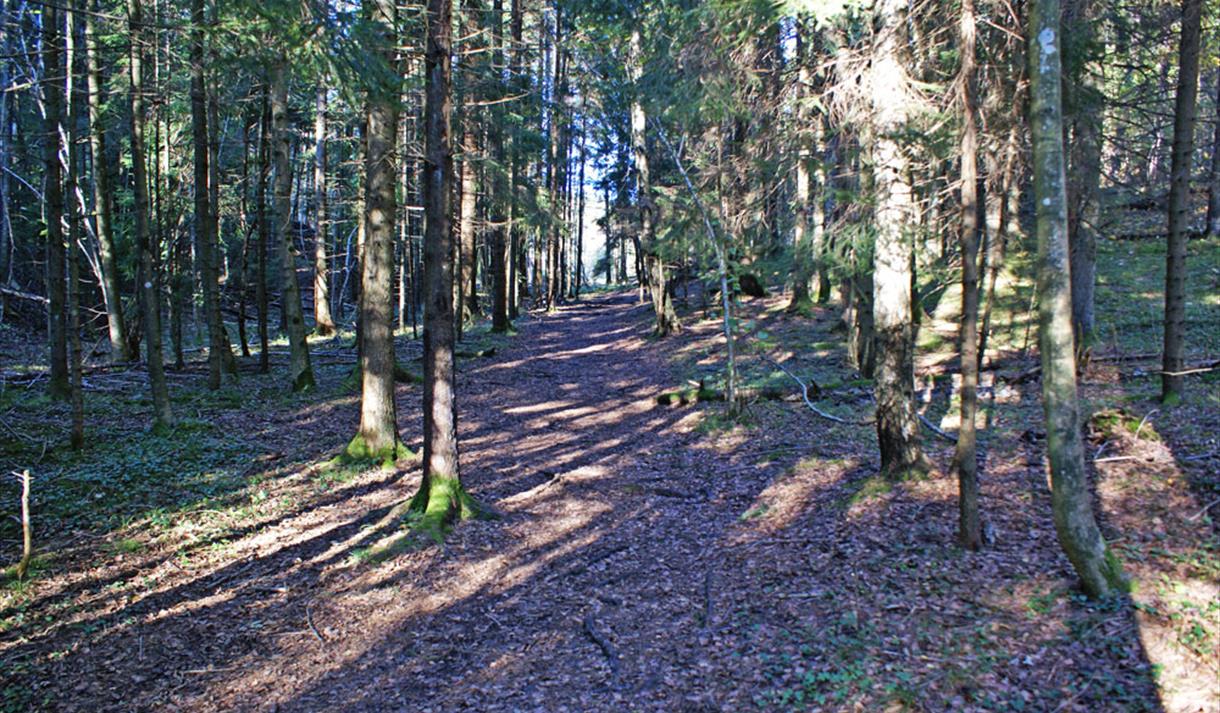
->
[[582, 615, 620, 681], [761, 355, 871, 426]]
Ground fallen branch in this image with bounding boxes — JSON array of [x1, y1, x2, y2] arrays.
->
[[1187, 497, 1220, 522], [582, 615, 619, 680], [760, 355, 870, 426], [13, 470, 32, 579], [918, 414, 958, 443], [0, 285, 49, 304], [306, 601, 326, 644]]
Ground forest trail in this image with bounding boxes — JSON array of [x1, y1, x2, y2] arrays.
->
[[8, 289, 1208, 712], [18, 291, 806, 711]]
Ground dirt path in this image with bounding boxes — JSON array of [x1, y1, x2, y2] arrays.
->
[[16, 292, 777, 711], [7, 291, 1204, 712]]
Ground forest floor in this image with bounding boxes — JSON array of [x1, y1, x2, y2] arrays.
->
[[2, 239, 1219, 712]]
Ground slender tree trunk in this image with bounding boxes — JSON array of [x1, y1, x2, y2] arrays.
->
[[1063, 0, 1100, 355], [978, 126, 1018, 367], [66, 3, 84, 447], [1207, 69, 1220, 238], [270, 60, 315, 391], [313, 86, 335, 336], [1029, 0, 1124, 598], [954, 0, 982, 550], [191, 0, 224, 389], [458, 128, 477, 332], [410, 0, 489, 531], [788, 21, 814, 314], [1162, 0, 1202, 404], [870, 0, 926, 477], [43, 4, 69, 399], [574, 121, 585, 298], [207, 69, 236, 374], [346, 0, 401, 461], [628, 27, 678, 336], [489, 0, 510, 330], [83, 2, 132, 362], [128, 0, 173, 428], [237, 117, 252, 356], [256, 87, 271, 373]]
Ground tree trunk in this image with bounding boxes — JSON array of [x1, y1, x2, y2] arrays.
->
[[978, 126, 1018, 368], [870, 0, 926, 477], [490, 0, 510, 331], [345, 0, 401, 463], [270, 60, 315, 391], [43, 4, 69, 399], [191, 0, 225, 389], [410, 0, 489, 532], [128, 0, 173, 428], [66, 3, 84, 447], [629, 27, 678, 336], [83, 2, 132, 362], [458, 128, 478, 332], [954, 0, 982, 550], [313, 86, 336, 336], [1207, 70, 1220, 238], [256, 87, 271, 373], [1029, 0, 1124, 598], [1063, 0, 1100, 355], [1162, 0, 1202, 404], [787, 21, 814, 315]]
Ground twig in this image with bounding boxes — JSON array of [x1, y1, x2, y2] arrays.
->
[[1186, 497, 1220, 522], [582, 615, 619, 680], [760, 355, 871, 426], [919, 413, 958, 443], [1133, 409, 1158, 439], [13, 470, 32, 579], [306, 602, 326, 644]]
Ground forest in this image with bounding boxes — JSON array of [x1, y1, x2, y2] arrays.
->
[[0, 0, 1218, 709]]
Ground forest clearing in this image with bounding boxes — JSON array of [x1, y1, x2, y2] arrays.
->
[[1, 0, 1219, 710]]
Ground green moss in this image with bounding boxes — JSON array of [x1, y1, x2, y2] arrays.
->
[[291, 369, 316, 393], [655, 385, 722, 406], [845, 475, 894, 507], [1102, 546, 1131, 594], [342, 363, 423, 392], [107, 538, 145, 555], [407, 473, 498, 541], [337, 434, 417, 470]]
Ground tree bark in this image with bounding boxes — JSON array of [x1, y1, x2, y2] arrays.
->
[[346, 0, 401, 462], [410, 0, 489, 532], [870, 0, 926, 477], [191, 0, 225, 390], [954, 0, 982, 550], [128, 0, 173, 428], [787, 21, 814, 315], [313, 86, 336, 336], [256, 86, 271, 373], [489, 0, 510, 332], [1207, 69, 1220, 239], [43, 3, 69, 399], [628, 27, 678, 336], [1029, 0, 1124, 598], [66, 3, 84, 447], [270, 59, 315, 391], [458, 128, 478, 331], [1162, 0, 1202, 404], [1063, 0, 1100, 354], [83, 1, 132, 362]]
